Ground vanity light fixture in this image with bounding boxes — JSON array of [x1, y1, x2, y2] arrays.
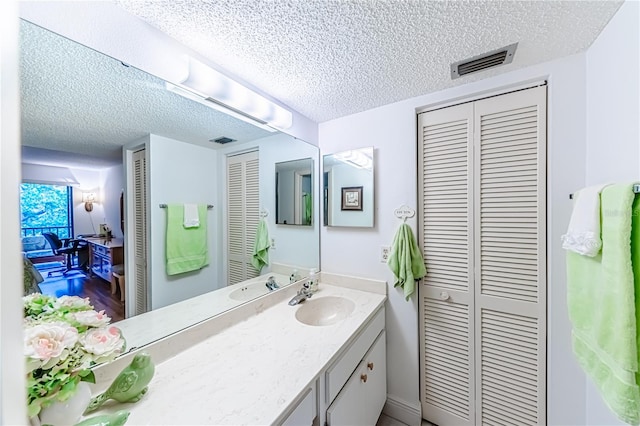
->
[[82, 192, 96, 212], [167, 57, 293, 131]]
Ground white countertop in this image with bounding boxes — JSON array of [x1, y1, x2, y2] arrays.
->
[[91, 280, 386, 425]]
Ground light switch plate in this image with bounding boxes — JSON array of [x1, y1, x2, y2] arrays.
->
[[380, 246, 390, 263]]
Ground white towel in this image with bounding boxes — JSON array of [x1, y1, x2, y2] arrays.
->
[[561, 184, 609, 256], [183, 204, 200, 228]]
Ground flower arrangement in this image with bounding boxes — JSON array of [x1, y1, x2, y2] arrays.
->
[[23, 294, 126, 418]]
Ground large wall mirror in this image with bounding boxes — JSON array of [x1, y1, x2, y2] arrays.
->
[[323, 147, 375, 227], [275, 158, 314, 226], [19, 19, 320, 358]]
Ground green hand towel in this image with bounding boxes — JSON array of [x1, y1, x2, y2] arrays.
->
[[388, 223, 427, 300], [251, 218, 270, 272], [632, 194, 640, 393], [303, 193, 312, 225], [567, 184, 640, 425], [166, 204, 209, 276]]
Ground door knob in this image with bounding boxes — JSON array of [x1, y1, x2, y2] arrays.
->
[[360, 374, 368, 383], [439, 291, 450, 301]]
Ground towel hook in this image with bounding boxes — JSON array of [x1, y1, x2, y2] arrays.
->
[[394, 205, 415, 223], [259, 208, 269, 218]]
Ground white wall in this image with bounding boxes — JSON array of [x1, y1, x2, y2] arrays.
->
[[148, 135, 220, 309], [584, 1, 640, 424], [69, 168, 106, 237], [320, 52, 589, 424], [0, 0, 26, 421], [101, 165, 124, 239]]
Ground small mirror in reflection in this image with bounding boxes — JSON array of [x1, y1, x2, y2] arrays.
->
[[275, 158, 314, 226], [323, 147, 374, 228]]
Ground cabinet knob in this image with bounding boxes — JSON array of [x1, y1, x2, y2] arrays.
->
[[439, 291, 450, 301], [360, 374, 368, 383], [367, 362, 374, 371]]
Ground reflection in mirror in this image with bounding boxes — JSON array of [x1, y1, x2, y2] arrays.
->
[[19, 19, 319, 360], [323, 147, 375, 228], [275, 158, 314, 226]]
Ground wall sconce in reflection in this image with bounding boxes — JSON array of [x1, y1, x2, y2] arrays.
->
[[82, 192, 96, 212]]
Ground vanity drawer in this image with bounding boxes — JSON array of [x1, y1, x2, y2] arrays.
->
[[327, 330, 386, 425], [325, 307, 384, 404], [92, 244, 109, 256]]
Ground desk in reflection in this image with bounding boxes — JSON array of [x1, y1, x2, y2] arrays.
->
[[80, 237, 124, 283]]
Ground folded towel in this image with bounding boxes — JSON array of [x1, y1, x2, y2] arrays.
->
[[183, 203, 200, 228], [251, 218, 270, 272], [567, 183, 640, 424], [561, 184, 609, 256], [388, 223, 426, 300], [166, 204, 209, 276]]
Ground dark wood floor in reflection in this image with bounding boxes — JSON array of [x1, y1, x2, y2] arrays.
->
[[38, 271, 125, 322]]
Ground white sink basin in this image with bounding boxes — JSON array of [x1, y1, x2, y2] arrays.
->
[[295, 296, 355, 326], [229, 281, 270, 301]]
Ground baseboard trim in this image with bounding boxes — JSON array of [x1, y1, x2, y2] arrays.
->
[[383, 395, 422, 426]]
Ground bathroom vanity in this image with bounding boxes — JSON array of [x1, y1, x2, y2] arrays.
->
[[89, 273, 387, 425]]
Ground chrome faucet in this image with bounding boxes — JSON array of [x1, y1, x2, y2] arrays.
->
[[265, 276, 280, 291], [288, 283, 313, 306]]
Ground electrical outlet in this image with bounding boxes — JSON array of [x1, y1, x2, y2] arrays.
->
[[381, 246, 390, 263], [270, 238, 276, 249]]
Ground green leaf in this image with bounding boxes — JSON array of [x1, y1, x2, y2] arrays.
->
[[80, 369, 96, 384]]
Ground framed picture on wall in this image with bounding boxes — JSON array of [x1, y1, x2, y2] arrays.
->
[[341, 186, 363, 211]]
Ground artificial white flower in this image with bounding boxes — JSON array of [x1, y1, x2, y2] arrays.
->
[[52, 295, 92, 310], [24, 322, 78, 364], [79, 326, 125, 358], [71, 310, 111, 328]]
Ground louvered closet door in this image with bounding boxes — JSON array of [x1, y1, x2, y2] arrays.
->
[[132, 149, 148, 316], [226, 151, 260, 285], [419, 85, 547, 426], [418, 102, 475, 426], [473, 86, 546, 425]]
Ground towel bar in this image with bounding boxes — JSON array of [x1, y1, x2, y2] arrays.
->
[[159, 204, 213, 209], [569, 184, 640, 199]]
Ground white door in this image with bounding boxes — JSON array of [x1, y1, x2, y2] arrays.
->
[[226, 150, 260, 285], [419, 85, 547, 425], [131, 148, 148, 316]]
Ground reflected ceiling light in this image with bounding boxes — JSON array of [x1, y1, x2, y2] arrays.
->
[[166, 83, 276, 133], [167, 57, 293, 131], [334, 150, 373, 170]]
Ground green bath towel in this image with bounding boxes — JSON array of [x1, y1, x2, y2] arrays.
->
[[166, 204, 209, 276], [251, 218, 270, 272], [567, 184, 640, 425], [388, 223, 426, 300]]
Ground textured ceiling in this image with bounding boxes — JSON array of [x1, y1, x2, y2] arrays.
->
[[114, 0, 623, 123], [20, 20, 272, 169]]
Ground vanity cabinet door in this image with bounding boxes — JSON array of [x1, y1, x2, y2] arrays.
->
[[326, 331, 386, 426], [281, 387, 315, 426]]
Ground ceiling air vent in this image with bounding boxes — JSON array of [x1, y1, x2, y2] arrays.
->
[[211, 136, 236, 144], [451, 43, 518, 80]]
